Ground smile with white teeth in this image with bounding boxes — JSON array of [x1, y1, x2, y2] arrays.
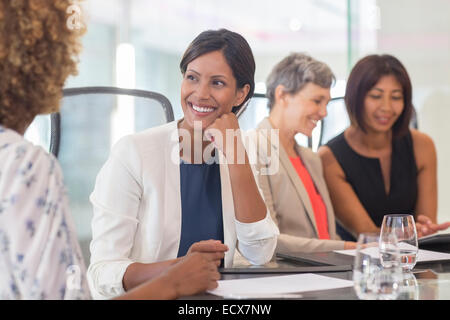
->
[[376, 116, 391, 124], [191, 103, 215, 113]]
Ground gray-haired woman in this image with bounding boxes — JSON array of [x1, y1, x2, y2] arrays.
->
[[251, 53, 356, 253]]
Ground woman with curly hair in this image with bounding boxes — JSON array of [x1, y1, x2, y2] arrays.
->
[[0, 0, 220, 300]]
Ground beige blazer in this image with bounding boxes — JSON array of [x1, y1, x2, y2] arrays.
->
[[250, 118, 345, 253]]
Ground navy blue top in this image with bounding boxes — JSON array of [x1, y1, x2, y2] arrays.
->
[[326, 131, 418, 241], [177, 158, 224, 258]]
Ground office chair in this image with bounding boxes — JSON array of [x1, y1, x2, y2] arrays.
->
[[26, 87, 174, 158], [239, 93, 314, 149], [317, 97, 347, 148], [44, 86, 174, 263], [49, 86, 174, 158], [237, 93, 269, 130]]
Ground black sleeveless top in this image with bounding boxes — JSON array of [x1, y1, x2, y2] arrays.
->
[[326, 131, 418, 241]]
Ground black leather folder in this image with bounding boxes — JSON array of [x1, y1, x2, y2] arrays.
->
[[418, 233, 450, 253], [219, 264, 352, 274], [276, 251, 354, 267]]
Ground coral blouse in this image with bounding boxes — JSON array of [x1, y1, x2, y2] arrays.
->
[[290, 156, 330, 240]]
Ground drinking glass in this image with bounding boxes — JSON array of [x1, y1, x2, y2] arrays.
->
[[397, 272, 419, 300], [380, 214, 418, 271], [353, 232, 402, 300]]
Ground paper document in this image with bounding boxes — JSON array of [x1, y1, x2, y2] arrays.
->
[[334, 247, 450, 262], [208, 274, 353, 299]]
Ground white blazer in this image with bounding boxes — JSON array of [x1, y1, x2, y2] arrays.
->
[[87, 121, 279, 299]]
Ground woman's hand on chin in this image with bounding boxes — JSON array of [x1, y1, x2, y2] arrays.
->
[[204, 113, 243, 160]]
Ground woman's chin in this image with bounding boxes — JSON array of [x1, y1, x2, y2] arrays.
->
[[297, 129, 313, 138], [366, 123, 393, 134], [182, 117, 213, 131]]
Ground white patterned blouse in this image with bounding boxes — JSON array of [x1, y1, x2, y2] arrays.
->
[[0, 126, 90, 299]]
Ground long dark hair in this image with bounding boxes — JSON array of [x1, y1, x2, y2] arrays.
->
[[345, 54, 414, 137]]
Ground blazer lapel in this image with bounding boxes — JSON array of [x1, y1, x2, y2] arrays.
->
[[218, 151, 236, 268], [167, 120, 235, 266], [258, 118, 318, 235], [281, 142, 319, 235], [297, 146, 337, 237], [163, 121, 183, 259]]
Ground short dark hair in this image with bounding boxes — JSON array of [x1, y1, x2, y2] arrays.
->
[[179, 29, 255, 113], [345, 54, 413, 137]]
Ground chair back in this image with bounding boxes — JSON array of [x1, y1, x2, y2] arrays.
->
[[318, 97, 348, 147], [26, 86, 174, 263], [238, 93, 316, 149]]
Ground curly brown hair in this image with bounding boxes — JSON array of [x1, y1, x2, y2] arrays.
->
[[0, 0, 85, 133]]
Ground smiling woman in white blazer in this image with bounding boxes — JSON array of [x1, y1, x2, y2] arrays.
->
[[87, 29, 279, 299]]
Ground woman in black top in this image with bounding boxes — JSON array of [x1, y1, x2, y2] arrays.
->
[[318, 54, 450, 241]]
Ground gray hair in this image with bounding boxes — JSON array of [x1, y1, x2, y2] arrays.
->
[[266, 53, 335, 110]]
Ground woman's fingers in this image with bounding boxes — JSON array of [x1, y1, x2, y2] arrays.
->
[[188, 240, 229, 253], [201, 251, 225, 264], [416, 215, 450, 237], [435, 221, 450, 231]]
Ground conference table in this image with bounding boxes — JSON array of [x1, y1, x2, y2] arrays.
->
[[183, 252, 450, 300]]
